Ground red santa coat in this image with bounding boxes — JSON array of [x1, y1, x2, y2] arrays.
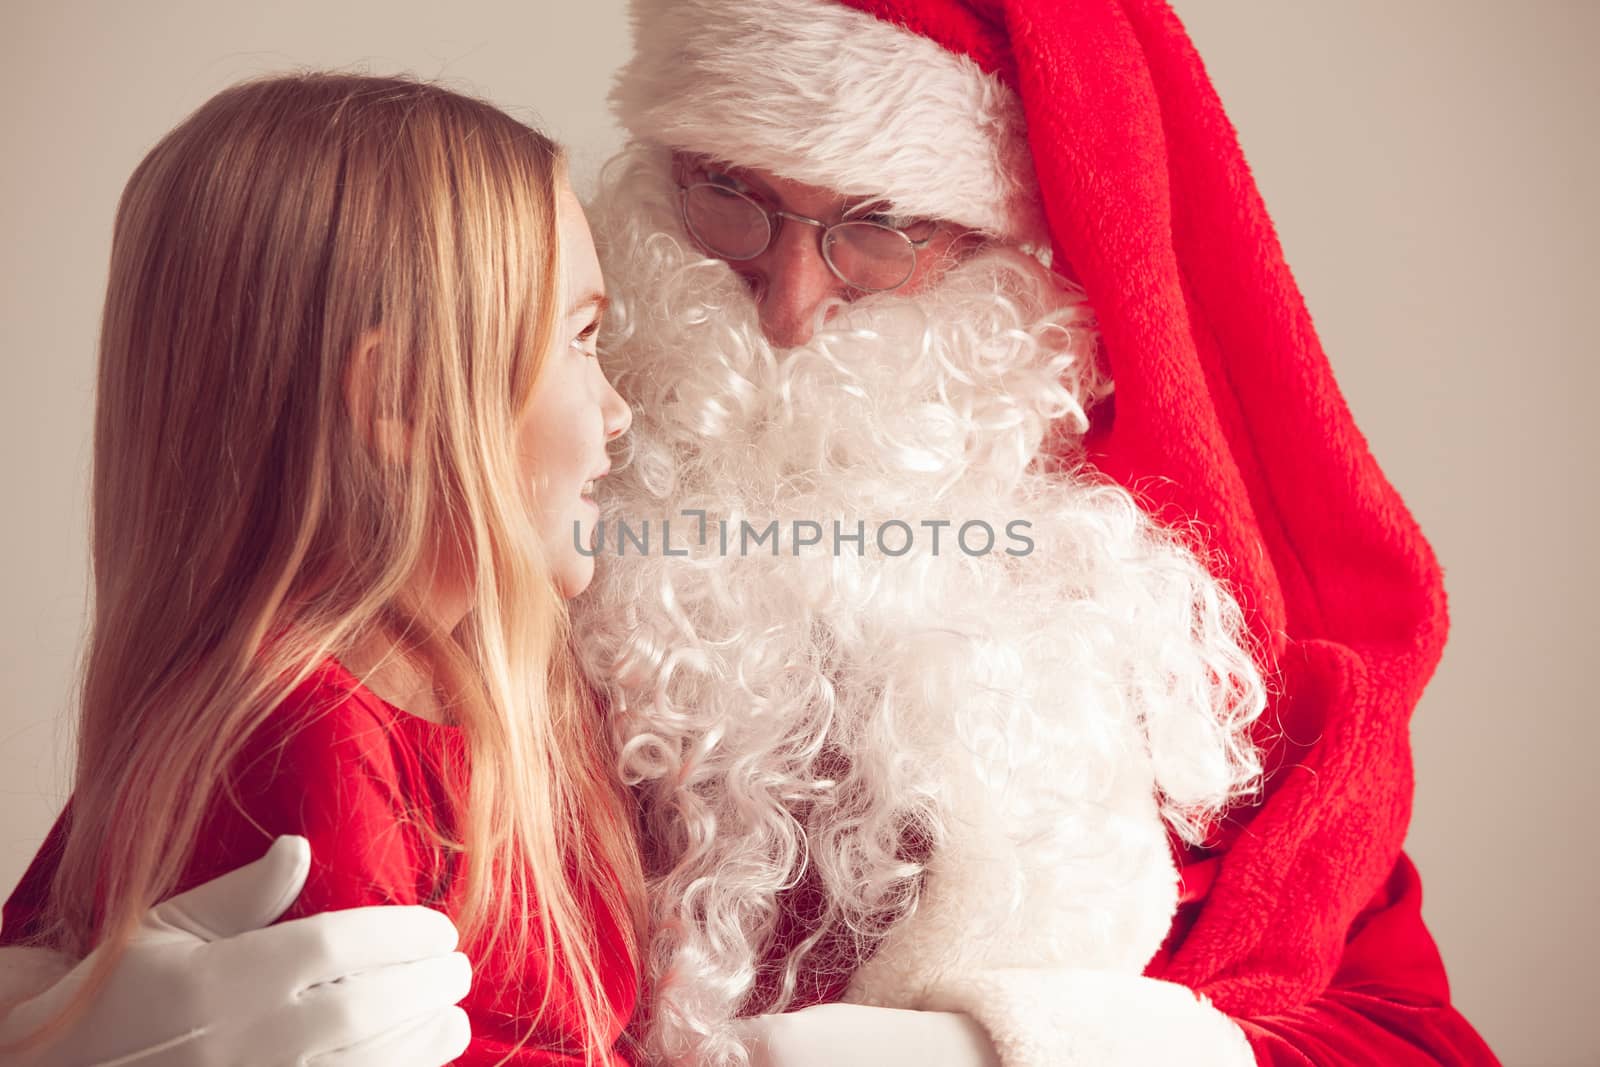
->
[[778, 1, 1502, 1062]]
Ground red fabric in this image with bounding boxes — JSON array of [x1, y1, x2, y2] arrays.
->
[[1, 659, 638, 1067], [1156, 853, 1500, 1065], [756, 850, 1500, 1065], [819, 0, 1497, 1061]]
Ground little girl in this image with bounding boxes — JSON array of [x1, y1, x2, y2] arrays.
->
[[0, 73, 642, 1065]]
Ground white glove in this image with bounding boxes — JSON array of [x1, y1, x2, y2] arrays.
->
[[736, 1003, 1000, 1067], [0, 835, 471, 1067]]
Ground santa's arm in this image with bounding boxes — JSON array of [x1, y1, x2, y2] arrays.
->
[[746, 853, 1499, 1067], [924, 854, 1500, 1067]]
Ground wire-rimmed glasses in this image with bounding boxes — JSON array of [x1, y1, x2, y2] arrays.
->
[[677, 176, 935, 293]]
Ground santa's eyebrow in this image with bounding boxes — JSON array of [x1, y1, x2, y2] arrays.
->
[[842, 198, 895, 219], [711, 160, 893, 221]]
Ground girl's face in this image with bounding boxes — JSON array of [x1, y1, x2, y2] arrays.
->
[[517, 184, 632, 598]]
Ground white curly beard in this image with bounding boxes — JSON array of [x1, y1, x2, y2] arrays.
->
[[573, 146, 1265, 1067]]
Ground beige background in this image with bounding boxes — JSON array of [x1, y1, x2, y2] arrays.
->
[[2, 2, 1593, 1063]]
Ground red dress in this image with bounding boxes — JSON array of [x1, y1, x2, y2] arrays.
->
[[1, 659, 638, 1066]]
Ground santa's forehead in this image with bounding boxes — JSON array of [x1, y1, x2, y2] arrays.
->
[[683, 153, 911, 219]]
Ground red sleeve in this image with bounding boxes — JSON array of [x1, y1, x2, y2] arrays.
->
[[1230, 855, 1500, 1066], [194, 686, 634, 1066], [180, 692, 436, 917], [4, 668, 632, 1067], [1, 693, 434, 943], [1, 809, 69, 947]]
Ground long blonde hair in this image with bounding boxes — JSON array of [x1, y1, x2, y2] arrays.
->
[[40, 72, 643, 1059]]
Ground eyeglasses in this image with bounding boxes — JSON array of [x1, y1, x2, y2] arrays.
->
[[677, 175, 936, 293]]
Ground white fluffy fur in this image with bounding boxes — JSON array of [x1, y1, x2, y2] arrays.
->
[[574, 148, 1264, 1066], [925, 969, 1257, 1067], [612, 0, 1046, 241]]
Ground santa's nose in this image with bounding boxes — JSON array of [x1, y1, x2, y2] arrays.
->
[[751, 220, 848, 348]]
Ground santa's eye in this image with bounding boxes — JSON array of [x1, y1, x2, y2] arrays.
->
[[863, 212, 937, 241]]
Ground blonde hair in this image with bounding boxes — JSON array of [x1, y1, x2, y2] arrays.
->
[[35, 72, 642, 1060]]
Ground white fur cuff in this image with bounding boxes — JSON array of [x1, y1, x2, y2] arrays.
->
[[923, 969, 1256, 1067]]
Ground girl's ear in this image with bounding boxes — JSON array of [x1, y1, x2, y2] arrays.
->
[[342, 328, 410, 462]]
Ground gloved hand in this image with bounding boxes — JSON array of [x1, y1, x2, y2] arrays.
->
[[0, 835, 471, 1066], [737, 1003, 999, 1067]]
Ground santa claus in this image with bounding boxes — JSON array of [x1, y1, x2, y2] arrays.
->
[[571, 2, 1498, 1062], [0, 1, 1500, 1065], [577, 89, 1266, 1067]]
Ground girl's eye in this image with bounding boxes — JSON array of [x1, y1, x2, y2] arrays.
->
[[571, 320, 600, 357]]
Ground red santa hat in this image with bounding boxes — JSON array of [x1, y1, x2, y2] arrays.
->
[[613, 0, 1452, 1038], [611, 0, 1047, 243]]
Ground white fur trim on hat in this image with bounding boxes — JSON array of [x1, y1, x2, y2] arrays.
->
[[611, 0, 1046, 241]]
